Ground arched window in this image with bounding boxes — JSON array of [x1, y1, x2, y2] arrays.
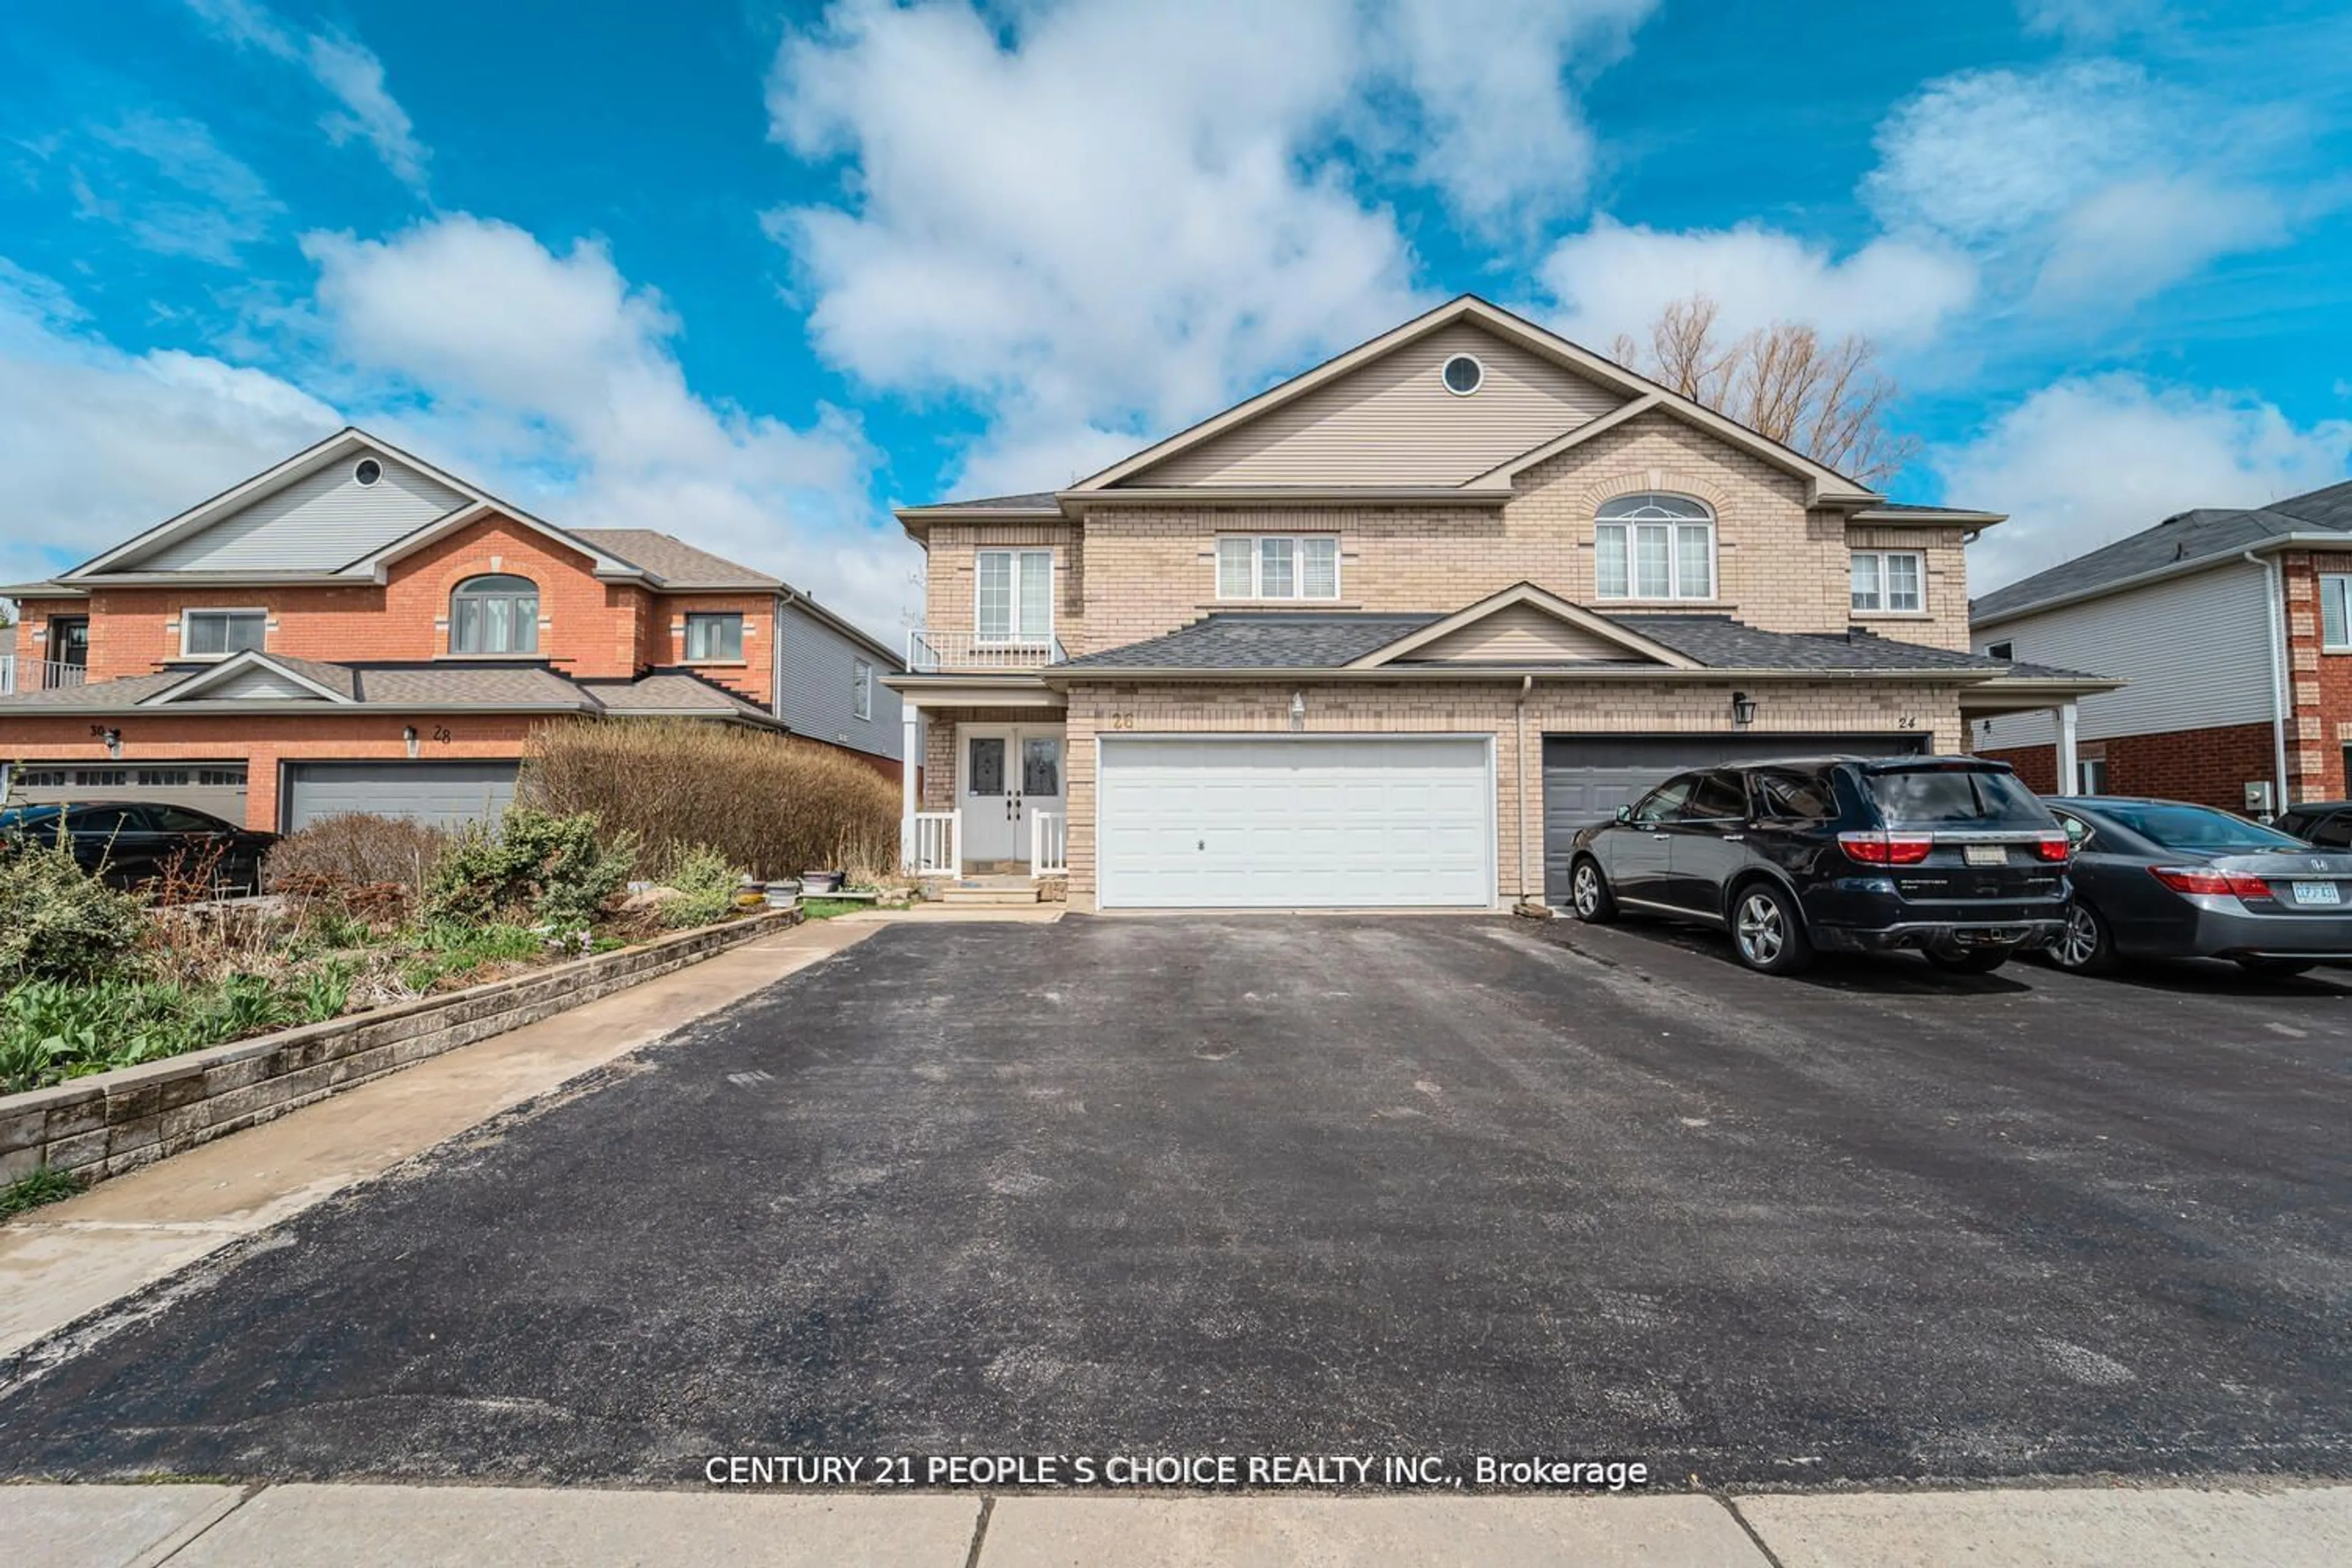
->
[[450, 574, 540, 654], [1595, 493, 1714, 601]]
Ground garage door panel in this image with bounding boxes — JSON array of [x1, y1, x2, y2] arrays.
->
[[1099, 736, 1493, 910], [284, 761, 520, 832], [1540, 732, 1928, 903]]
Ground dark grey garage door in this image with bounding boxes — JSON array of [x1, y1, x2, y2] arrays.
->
[[1542, 733, 1927, 903], [282, 761, 519, 832]]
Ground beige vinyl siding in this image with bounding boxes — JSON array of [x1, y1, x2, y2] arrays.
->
[[1970, 562, 2272, 750], [1398, 603, 1639, 663], [138, 455, 470, 573], [1129, 323, 1626, 488], [186, 666, 325, 700]]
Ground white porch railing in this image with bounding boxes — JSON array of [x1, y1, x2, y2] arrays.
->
[[1031, 810, 1067, 876], [905, 628, 1067, 673], [0, 657, 88, 695], [912, 811, 959, 875]]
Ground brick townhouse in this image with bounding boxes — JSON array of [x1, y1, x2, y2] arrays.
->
[[0, 428, 902, 832]]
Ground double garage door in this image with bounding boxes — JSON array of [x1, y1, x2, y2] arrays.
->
[[1540, 733, 1928, 902], [282, 761, 519, 832], [7, 762, 249, 822], [1097, 736, 1494, 910]]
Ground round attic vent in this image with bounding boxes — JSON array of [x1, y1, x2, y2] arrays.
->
[[1441, 353, 1483, 395], [354, 458, 383, 486]]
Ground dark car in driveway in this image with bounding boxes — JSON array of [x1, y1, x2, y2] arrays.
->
[[0, 801, 276, 895], [1566, 755, 2071, 976], [2274, 799, 2352, 849], [2042, 796, 2352, 975]]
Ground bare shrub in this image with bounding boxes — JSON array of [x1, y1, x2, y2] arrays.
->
[[519, 719, 899, 881], [266, 813, 450, 913]]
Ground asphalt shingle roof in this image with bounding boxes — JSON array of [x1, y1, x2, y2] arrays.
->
[[581, 672, 780, 724], [0, 658, 778, 720], [1060, 613, 1442, 669], [1058, 609, 2016, 674], [903, 491, 1061, 514], [1971, 477, 2352, 623], [568, 529, 780, 589]]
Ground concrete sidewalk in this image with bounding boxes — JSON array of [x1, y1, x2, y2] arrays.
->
[[6, 1480, 2348, 1567], [0, 914, 886, 1362]]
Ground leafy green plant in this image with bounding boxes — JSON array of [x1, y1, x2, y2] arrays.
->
[[295, 961, 354, 1024], [657, 843, 744, 929], [399, 921, 544, 992], [421, 806, 635, 932], [0, 1164, 87, 1220], [0, 840, 148, 986], [202, 974, 292, 1039]]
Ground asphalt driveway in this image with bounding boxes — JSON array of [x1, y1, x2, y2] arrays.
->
[[4, 914, 2350, 1487]]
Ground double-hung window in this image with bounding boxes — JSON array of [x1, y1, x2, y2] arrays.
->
[[1851, 551, 1924, 612], [182, 609, 266, 658], [685, 612, 745, 662], [853, 659, 873, 720], [1594, 494, 1714, 600], [450, 575, 540, 654], [976, 549, 1054, 644], [1214, 535, 1340, 600], [2321, 574, 2352, 651]]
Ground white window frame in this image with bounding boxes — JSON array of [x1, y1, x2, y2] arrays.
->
[[974, 549, 1054, 644], [179, 607, 268, 660], [2321, 574, 2352, 652], [1593, 495, 1716, 602], [1213, 535, 1341, 601], [1851, 549, 1925, 614], [2076, 756, 2109, 794], [852, 658, 873, 722], [684, 611, 745, 663]]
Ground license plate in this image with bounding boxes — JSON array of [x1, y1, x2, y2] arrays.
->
[[2293, 880, 2342, 905], [1962, 844, 2007, 867]]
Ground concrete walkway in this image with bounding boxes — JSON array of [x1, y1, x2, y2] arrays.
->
[[0, 914, 888, 1362], [5, 1480, 2347, 1566]]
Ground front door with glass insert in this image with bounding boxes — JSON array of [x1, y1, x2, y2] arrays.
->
[[960, 726, 1065, 866]]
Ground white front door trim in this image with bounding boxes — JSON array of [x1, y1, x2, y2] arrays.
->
[[957, 723, 1068, 869]]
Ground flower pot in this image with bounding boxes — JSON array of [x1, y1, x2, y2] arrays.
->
[[800, 870, 845, 894]]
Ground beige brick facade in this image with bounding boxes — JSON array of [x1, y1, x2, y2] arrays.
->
[[918, 678, 1966, 909], [920, 413, 1970, 656]]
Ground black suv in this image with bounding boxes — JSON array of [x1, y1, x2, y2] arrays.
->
[[1564, 755, 2072, 975], [2275, 800, 2352, 848]]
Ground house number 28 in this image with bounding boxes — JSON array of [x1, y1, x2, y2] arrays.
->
[[1107, 713, 1137, 730], [431, 725, 453, 743]]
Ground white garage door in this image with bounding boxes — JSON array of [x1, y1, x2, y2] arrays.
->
[[1097, 736, 1494, 910]]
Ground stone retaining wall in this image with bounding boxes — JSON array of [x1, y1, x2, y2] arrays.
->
[[0, 908, 800, 1186]]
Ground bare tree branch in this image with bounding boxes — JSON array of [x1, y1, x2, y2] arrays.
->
[[1608, 293, 1917, 488]]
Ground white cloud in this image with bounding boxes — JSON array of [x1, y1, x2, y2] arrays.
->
[[66, 111, 285, 264], [766, 0, 1648, 494], [2016, 0, 2168, 46], [0, 262, 340, 587], [1866, 60, 2290, 311], [1943, 374, 2352, 592], [182, 0, 429, 191], [1537, 217, 1977, 351], [298, 216, 905, 636]]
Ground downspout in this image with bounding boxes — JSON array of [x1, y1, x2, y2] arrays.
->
[[2244, 549, 2291, 815], [1517, 674, 1534, 905]]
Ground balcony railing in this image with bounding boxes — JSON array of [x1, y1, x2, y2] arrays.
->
[[905, 628, 1067, 673], [0, 657, 88, 695]]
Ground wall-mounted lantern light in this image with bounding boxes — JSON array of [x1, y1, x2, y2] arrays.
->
[[403, 725, 420, 760], [1730, 691, 1758, 727]]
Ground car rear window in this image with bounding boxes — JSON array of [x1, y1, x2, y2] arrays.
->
[[1861, 765, 2048, 826], [2095, 802, 2305, 853]]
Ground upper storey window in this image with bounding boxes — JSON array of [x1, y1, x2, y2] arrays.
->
[[450, 574, 540, 655], [976, 549, 1053, 643], [1216, 536, 1340, 601], [1595, 493, 1714, 601], [1851, 551, 1924, 613]]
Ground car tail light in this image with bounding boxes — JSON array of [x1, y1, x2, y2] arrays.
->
[[2149, 865, 2273, 900], [1839, 831, 1934, 866], [2030, 832, 2072, 862]]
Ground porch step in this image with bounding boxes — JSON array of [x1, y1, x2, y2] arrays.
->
[[940, 881, 1045, 906]]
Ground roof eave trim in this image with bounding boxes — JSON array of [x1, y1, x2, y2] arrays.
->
[[1967, 537, 2346, 628], [1852, 507, 2008, 526], [1061, 486, 1514, 507], [137, 650, 355, 707], [1044, 664, 2000, 684], [353, 500, 646, 584], [1344, 581, 1700, 671]]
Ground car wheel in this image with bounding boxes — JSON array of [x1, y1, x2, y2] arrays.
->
[[1730, 881, 1812, 975], [1569, 858, 1618, 924], [1925, 946, 2012, 974], [2236, 956, 2317, 976], [2046, 900, 2114, 975]]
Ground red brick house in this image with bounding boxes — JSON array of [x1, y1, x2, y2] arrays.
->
[[0, 428, 902, 831], [1970, 478, 2352, 814]]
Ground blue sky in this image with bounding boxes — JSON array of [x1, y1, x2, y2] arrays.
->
[[4, 0, 2351, 639]]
